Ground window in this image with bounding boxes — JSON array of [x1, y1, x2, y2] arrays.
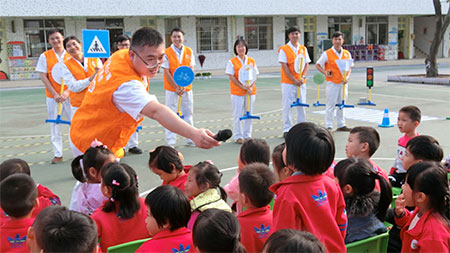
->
[[244, 17, 273, 50], [284, 17, 297, 43], [24, 19, 65, 57], [328, 16, 352, 44], [87, 18, 124, 52], [196, 17, 228, 52], [165, 18, 181, 48], [366, 17, 388, 45]]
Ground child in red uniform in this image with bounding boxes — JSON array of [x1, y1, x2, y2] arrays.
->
[[334, 158, 392, 243], [394, 162, 450, 252], [185, 161, 231, 230], [92, 162, 149, 252], [224, 138, 270, 213], [70, 144, 116, 215], [26, 206, 97, 253], [237, 163, 276, 252], [0, 159, 60, 225], [389, 105, 421, 187], [0, 174, 37, 253], [345, 126, 389, 184], [136, 185, 195, 252], [149, 145, 190, 192], [269, 122, 347, 252], [262, 229, 325, 253], [193, 209, 246, 253], [272, 143, 289, 182]]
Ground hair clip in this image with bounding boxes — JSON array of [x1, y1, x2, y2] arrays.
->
[[80, 159, 88, 181], [112, 180, 120, 186], [205, 160, 214, 165], [110, 197, 115, 202]]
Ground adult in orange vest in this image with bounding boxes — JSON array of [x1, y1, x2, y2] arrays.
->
[[161, 28, 196, 147], [35, 28, 71, 164], [278, 26, 311, 138], [69, 27, 219, 158], [316, 31, 353, 132], [225, 39, 259, 144], [61, 36, 102, 117], [116, 34, 143, 155]]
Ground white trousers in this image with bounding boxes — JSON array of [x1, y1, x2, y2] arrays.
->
[[281, 83, 307, 133], [231, 94, 256, 140], [165, 90, 194, 145], [325, 82, 347, 128], [127, 132, 139, 149], [71, 106, 78, 119], [46, 97, 72, 157]]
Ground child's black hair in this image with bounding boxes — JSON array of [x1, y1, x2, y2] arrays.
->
[[271, 143, 286, 173], [149, 146, 183, 173], [71, 146, 114, 183], [406, 135, 443, 162], [350, 126, 380, 157], [41, 207, 97, 253], [239, 163, 276, 208], [0, 174, 37, 218], [406, 162, 450, 224], [101, 162, 140, 219], [240, 138, 270, 166], [193, 209, 246, 253], [33, 206, 66, 250], [192, 161, 227, 201], [285, 122, 335, 175], [334, 158, 392, 221], [145, 185, 190, 231], [263, 229, 325, 253], [399, 105, 421, 123], [0, 158, 31, 182]]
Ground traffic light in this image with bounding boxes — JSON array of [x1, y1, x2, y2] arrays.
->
[[366, 67, 374, 88]]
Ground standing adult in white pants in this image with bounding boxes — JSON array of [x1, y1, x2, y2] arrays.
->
[[316, 31, 353, 132], [278, 26, 311, 138], [226, 39, 259, 144], [162, 28, 196, 147], [35, 28, 71, 164]]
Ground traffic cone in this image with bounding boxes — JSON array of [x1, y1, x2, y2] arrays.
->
[[378, 108, 394, 128]]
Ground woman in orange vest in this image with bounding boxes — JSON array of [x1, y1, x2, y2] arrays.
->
[[62, 36, 101, 116], [225, 39, 259, 144]]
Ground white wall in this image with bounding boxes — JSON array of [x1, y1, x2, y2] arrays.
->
[[352, 16, 365, 44], [414, 16, 438, 57], [387, 15, 398, 60], [443, 26, 450, 58], [408, 17, 415, 59]]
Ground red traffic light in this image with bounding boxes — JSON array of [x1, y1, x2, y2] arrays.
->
[[367, 68, 373, 74]]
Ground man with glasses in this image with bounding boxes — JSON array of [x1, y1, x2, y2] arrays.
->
[[162, 28, 196, 147], [116, 34, 143, 155], [69, 27, 219, 158]]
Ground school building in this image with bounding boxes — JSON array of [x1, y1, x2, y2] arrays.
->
[[0, 0, 449, 80]]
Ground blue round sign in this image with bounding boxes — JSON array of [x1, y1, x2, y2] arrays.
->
[[173, 66, 195, 87]]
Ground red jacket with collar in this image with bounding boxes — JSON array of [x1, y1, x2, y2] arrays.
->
[[136, 227, 195, 253], [395, 207, 450, 252], [270, 174, 347, 253], [237, 205, 273, 252], [0, 218, 34, 252]]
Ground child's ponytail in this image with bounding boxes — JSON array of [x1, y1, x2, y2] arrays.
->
[[371, 171, 392, 221], [101, 162, 140, 219], [71, 145, 114, 183]]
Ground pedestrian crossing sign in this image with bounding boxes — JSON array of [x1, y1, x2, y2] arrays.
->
[[82, 29, 110, 58]]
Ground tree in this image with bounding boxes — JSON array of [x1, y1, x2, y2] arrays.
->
[[426, 0, 450, 77]]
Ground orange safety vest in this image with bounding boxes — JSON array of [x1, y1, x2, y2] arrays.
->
[[163, 46, 193, 92], [64, 57, 98, 107], [325, 48, 351, 84], [43, 50, 70, 98], [229, 56, 257, 96], [279, 44, 307, 84], [70, 49, 144, 158]]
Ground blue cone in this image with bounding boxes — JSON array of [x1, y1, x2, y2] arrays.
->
[[378, 108, 394, 128]]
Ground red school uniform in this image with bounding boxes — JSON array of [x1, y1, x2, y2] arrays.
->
[[369, 159, 390, 192], [270, 174, 347, 253], [91, 198, 149, 252], [136, 227, 196, 253], [395, 208, 450, 252], [0, 218, 34, 253], [163, 166, 191, 193], [237, 205, 273, 253]]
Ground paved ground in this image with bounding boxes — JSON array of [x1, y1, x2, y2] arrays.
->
[[0, 60, 449, 205]]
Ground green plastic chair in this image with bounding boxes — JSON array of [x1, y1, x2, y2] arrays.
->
[[107, 238, 151, 253], [346, 232, 389, 253]]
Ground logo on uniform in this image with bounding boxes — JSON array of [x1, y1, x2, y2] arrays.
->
[[254, 224, 271, 238], [8, 234, 27, 248], [410, 239, 419, 250], [312, 189, 328, 206], [172, 243, 191, 253]]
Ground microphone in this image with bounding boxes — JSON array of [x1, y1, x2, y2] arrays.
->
[[214, 129, 232, 142]]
